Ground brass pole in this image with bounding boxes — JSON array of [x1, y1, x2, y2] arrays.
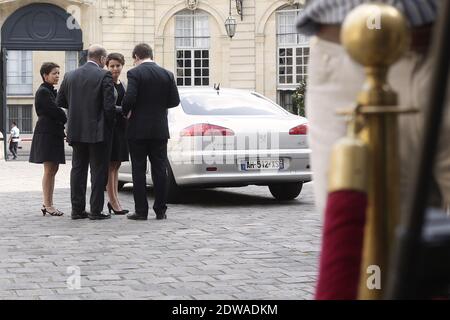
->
[[340, 3, 411, 299]]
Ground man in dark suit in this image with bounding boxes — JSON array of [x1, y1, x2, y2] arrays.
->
[[122, 43, 180, 221], [57, 45, 115, 220]]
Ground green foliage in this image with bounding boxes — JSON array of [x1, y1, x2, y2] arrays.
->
[[292, 79, 307, 117]]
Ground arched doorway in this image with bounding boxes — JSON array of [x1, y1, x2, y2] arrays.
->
[[1, 3, 83, 159]]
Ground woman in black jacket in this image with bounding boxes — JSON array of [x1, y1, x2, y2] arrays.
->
[[29, 62, 67, 216], [105, 53, 129, 215]]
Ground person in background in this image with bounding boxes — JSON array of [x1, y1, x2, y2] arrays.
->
[[29, 62, 67, 216], [296, 0, 449, 215], [8, 121, 20, 160], [105, 52, 129, 215], [122, 43, 180, 221], [57, 44, 116, 220]]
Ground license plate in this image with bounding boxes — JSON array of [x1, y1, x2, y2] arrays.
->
[[241, 159, 284, 171]]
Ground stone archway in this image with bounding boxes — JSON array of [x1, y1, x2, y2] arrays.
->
[[1, 2, 83, 50], [0, 2, 83, 158]]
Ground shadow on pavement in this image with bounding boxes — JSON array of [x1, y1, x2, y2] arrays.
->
[[120, 184, 311, 208]]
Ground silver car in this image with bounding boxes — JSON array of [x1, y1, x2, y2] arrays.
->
[[118, 87, 312, 202]]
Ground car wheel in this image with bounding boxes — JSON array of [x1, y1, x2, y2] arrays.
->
[[118, 181, 125, 191], [167, 165, 182, 204], [268, 182, 303, 200]]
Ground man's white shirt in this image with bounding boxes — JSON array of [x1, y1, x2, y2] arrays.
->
[[140, 58, 154, 65], [10, 126, 20, 143]]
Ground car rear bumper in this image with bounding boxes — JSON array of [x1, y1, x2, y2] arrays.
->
[[174, 170, 312, 187], [170, 149, 312, 187]]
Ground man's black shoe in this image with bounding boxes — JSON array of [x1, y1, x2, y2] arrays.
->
[[71, 211, 88, 220], [156, 213, 167, 220], [88, 211, 111, 220], [127, 213, 148, 220]]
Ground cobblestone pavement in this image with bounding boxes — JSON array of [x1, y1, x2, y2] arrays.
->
[[0, 160, 322, 300]]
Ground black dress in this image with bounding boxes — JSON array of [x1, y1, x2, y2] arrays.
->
[[110, 82, 129, 162], [29, 82, 67, 164]]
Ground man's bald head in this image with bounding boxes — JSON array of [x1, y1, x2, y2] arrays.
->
[[87, 44, 107, 67]]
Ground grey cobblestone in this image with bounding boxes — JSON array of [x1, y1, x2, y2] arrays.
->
[[91, 285, 133, 293], [192, 294, 236, 300], [0, 161, 321, 299], [15, 289, 56, 297], [87, 275, 123, 281], [214, 274, 255, 281], [1, 283, 42, 290], [39, 295, 82, 300], [80, 293, 123, 299], [157, 295, 194, 300], [38, 282, 73, 289], [55, 288, 94, 295], [140, 276, 179, 284], [277, 277, 313, 284], [177, 275, 217, 283], [201, 285, 243, 295]]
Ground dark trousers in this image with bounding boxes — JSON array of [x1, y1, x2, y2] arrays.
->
[[128, 139, 168, 216], [71, 142, 110, 213], [9, 141, 18, 158]]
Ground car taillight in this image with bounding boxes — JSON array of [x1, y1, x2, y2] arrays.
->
[[289, 123, 308, 135], [180, 123, 235, 136]]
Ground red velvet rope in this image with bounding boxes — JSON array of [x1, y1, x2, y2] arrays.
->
[[315, 190, 367, 300]]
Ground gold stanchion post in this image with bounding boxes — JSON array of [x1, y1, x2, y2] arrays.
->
[[340, 3, 411, 299]]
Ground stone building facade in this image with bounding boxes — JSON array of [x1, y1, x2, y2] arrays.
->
[[0, 0, 310, 133]]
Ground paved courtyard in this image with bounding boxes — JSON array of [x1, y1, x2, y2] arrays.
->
[[0, 160, 322, 300]]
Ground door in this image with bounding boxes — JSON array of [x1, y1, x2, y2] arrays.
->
[[0, 48, 7, 159], [78, 49, 87, 66]]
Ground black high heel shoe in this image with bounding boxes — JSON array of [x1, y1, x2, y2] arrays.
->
[[107, 202, 129, 215], [41, 205, 64, 216]]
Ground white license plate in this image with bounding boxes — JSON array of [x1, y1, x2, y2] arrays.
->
[[241, 159, 284, 171]]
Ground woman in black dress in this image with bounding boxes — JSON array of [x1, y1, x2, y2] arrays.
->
[[106, 53, 129, 215], [29, 62, 67, 216]]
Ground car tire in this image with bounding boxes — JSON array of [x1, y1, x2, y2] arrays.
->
[[268, 182, 303, 200], [118, 181, 125, 191], [167, 165, 182, 204]]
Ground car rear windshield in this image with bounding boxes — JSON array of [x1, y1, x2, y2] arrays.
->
[[180, 92, 290, 116]]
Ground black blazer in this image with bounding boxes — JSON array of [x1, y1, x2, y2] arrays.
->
[[122, 62, 180, 140], [56, 62, 116, 144], [34, 82, 67, 137]]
